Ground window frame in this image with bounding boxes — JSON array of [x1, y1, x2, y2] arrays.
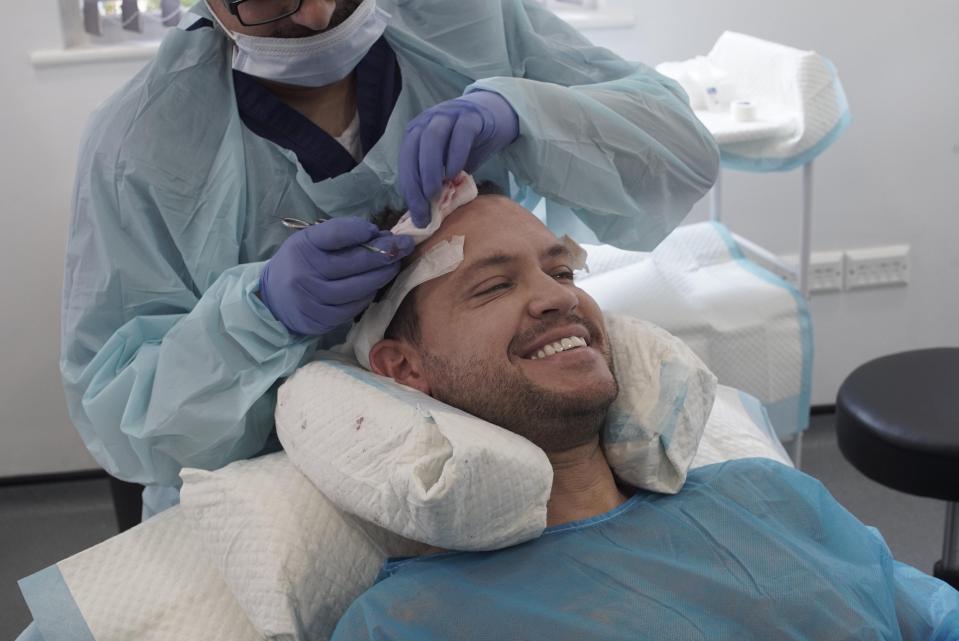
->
[[36, 0, 633, 69], [57, 0, 192, 49], [58, 0, 87, 48]]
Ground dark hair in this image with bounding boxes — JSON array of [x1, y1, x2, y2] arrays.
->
[[376, 180, 507, 344], [473, 180, 506, 198], [369, 207, 407, 233]]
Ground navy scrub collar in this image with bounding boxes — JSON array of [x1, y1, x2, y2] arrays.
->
[[233, 36, 402, 182]]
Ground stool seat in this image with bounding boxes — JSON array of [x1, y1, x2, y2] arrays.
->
[[836, 348, 959, 502]]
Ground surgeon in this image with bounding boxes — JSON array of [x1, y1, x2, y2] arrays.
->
[[61, 0, 719, 518], [332, 191, 959, 641]]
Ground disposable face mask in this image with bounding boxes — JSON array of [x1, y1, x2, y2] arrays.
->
[[207, 0, 389, 87]]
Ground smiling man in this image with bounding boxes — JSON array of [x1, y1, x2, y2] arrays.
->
[[369, 190, 629, 530], [372, 192, 620, 461], [331, 194, 959, 641]]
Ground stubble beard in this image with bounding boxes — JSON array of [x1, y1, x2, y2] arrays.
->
[[421, 347, 619, 453]]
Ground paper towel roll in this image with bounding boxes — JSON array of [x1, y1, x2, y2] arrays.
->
[[731, 100, 758, 122]]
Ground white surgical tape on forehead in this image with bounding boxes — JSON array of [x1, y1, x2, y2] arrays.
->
[[342, 233, 588, 370], [342, 236, 466, 369], [561, 234, 589, 273], [338, 177, 588, 369], [337, 173, 478, 369]]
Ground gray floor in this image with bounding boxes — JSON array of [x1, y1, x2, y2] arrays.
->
[[799, 414, 945, 572], [0, 415, 949, 640], [0, 477, 118, 639]]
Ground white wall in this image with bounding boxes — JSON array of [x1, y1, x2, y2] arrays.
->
[[1, 4, 148, 476], [584, 0, 959, 405], [1, 1, 957, 475]]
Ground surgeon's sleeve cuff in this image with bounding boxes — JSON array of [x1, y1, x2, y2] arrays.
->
[[220, 262, 317, 360]]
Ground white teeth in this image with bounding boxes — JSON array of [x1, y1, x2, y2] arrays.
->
[[527, 336, 589, 360]]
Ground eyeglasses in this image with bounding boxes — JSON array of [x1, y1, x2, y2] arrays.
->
[[222, 0, 304, 27]]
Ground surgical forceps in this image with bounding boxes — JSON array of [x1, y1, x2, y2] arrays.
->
[[280, 217, 393, 256]]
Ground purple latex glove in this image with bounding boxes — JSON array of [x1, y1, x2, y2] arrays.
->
[[399, 90, 519, 227], [259, 217, 415, 336]]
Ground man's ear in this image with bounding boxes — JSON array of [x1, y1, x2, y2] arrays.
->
[[368, 339, 431, 394]]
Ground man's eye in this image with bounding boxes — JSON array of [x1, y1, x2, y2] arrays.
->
[[552, 269, 575, 281], [476, 282, 512, 296]]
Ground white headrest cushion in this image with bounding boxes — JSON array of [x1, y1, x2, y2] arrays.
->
[[276, 314, 717, 551]]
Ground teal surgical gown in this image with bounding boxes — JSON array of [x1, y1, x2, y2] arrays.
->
[[61, 0, 720, 514], [332, 458, 959, 641]]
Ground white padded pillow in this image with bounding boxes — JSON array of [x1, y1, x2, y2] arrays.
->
[[22, 383, 780, 641], [176, 384, 781, 641], [179, 454, 425, 641], [276, 352, 554, 552], [602, 314, 719, 490], [691, 385, 793, 469], [275, 314, 717, 551], [18, 506, 262, 641]]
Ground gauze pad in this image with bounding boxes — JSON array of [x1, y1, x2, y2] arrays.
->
[[390, 171, 479, 244]]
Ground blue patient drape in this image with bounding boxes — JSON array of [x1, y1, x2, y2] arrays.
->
[[334, 458, 959, 641]]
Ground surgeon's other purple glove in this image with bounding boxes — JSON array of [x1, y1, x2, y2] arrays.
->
[[259, 217, 415, 336], [399, 90, 519, 227]]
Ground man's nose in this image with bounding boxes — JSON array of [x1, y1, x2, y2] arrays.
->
[[528, 274, 579, 319], [289, 0, 336, 31]]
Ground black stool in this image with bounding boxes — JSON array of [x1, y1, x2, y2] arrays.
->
[[836, 348, 959, 589], [108, 476, 144, 533]]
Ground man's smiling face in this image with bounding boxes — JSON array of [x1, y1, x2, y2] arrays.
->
[[371, 195, 618, 453]]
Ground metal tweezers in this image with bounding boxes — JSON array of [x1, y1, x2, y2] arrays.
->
[[280, 217, 391, 255]]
